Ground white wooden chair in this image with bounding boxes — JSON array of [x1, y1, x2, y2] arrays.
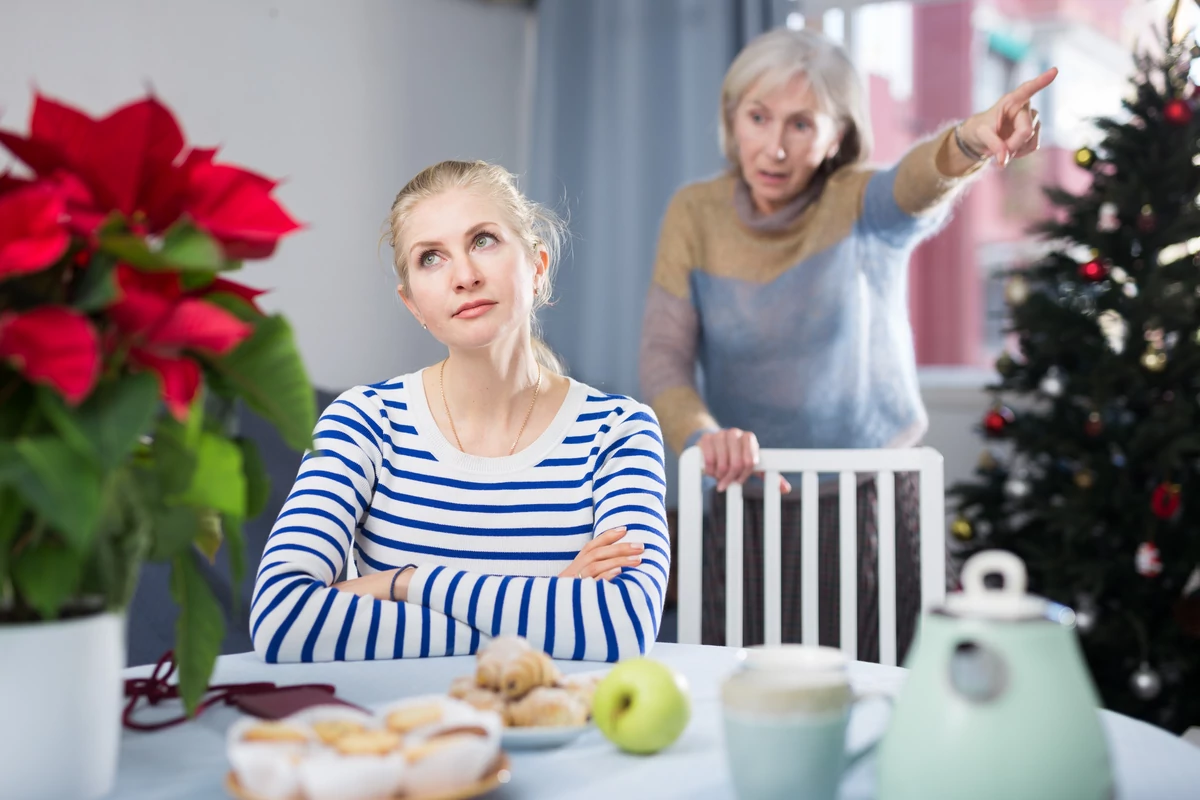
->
[[675, 446, 947, 666]]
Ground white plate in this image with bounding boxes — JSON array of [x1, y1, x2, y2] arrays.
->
[[500, 723, 594, 750]]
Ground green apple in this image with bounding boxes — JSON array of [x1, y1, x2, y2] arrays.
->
[[592, 658, 691, 754]]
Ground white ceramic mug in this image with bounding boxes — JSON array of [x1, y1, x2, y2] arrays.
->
[[721, 645, 885, 800]]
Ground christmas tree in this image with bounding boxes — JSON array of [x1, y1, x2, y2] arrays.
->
[[951, 4, 1200, 734]]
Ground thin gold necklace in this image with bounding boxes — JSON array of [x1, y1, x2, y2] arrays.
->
[[439, 359, 542, 456]]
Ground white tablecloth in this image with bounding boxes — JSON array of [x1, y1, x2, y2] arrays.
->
[[113, 642, 1200, 799]]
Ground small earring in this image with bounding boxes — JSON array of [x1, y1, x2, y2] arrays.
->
[[422, 323, 428, 330]]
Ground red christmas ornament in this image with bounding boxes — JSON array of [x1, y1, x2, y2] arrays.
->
[[73, 249, 91, 267], [1164, 97, 1193, 126], [1079, 259, 1108, 281], [1135, 541, 1163, 577], [1150, 482, 1182, 519], [983, 406, 1015, 437]]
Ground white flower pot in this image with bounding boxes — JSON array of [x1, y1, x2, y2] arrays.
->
[[0, 611, 125, 800]]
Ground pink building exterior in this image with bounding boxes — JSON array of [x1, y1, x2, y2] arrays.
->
[[876, 0, 1130, 365]]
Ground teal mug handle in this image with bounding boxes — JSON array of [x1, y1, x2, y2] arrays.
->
[[843, 691, 894, 771]]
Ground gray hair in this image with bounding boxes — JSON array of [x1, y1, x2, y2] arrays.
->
[[719, 28, 873, 172]]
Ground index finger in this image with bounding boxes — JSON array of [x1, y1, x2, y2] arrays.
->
[[589, 526, 628, 547], [1007, 67, 1057, 105]]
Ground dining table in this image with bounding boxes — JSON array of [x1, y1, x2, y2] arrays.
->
[[112, 641, 1200, 799]]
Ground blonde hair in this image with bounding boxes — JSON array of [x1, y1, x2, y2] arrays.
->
[[385, 160, 566, 374], [719, 28, 872, 173]]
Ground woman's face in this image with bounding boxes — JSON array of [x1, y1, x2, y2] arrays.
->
[[731, 72, 843, 214], [398, 188, 545, 353]]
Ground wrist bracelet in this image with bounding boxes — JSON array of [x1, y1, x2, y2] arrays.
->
[[389, 564, 417, 602], [954, 123, 988, 162]]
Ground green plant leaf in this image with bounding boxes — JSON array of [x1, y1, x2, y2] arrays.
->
[[160, 221, 223, 271], [0, 487, 22, 548], [151, 418, 197, 497], [0, 487, 25, 600], [0, 441, 24, 484], [179, 433, 245, 517], [73, 255, 120, 311], [171, 552, 225, 717], [183, 385, 206, 449], [96, 232, 163, 270], [202, 292, 261, 322], [36, 388, 99, 464], [194, 507, 223, 563], [98, 221, 225, 273], [207, 315, 315, 453], [76, 373, 161, 470], [11, 438, 103, 551], [12, 537, 86, 620], [148, 503, 202, 562], [90, 469, 153, 609], [221, 513, 246, 615], [237, 437, 270, 519]]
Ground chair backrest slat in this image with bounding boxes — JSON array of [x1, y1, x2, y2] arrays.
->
[[675, 446, 947, 665]]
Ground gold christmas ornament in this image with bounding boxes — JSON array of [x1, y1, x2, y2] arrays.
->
[[1004, 274, 1030, 306], [951, 517, 973, 540], [1141, 347, 1168, 372], [978, 449, 998, 471], [1074, 469, 1095, 489], [1074, 147, 1096, 168]]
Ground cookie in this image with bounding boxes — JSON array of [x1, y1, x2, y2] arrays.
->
[[241, 722, 310, 744], [385, 703, 444, 734], [311, 719, 367, 746], [333, 730, 403, 757]]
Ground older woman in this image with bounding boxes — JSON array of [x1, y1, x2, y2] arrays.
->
[[640, 28, 1053, 658]]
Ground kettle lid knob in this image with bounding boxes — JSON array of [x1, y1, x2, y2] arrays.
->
[[945, 550, 1051, 621]]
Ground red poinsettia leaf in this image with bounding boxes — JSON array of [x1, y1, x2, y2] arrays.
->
[[220, 238, 281, 260], [149, 297, 253, 355], [88, 97, 187, 217], [202, 277, 268, 310], [0, 170, 33, 197], [0, 183, 70, 279], [0, 306, 100, 404], [29, 93, 97, 166], [185, 162, 300, 259], [109, 264, 182, 336], [25, 94, 188, 224], [129, 347, 199, 420], [0, 129, 67, 178], [181, 147, 218, 172]]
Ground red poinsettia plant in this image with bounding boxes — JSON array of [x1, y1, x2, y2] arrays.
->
[[0, 92, 314, 712]]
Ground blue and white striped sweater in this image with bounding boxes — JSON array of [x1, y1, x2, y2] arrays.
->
[[250, 370, 669, 663]]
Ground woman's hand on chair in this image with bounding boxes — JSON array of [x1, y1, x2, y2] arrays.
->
[[698, 428, 792, 494], [559, 527, 643, 581]]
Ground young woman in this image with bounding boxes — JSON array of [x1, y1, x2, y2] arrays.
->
[[251, 161, 667, 663]]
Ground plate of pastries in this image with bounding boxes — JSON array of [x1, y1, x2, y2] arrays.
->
[[225, 697, 509, 800], [448, 635, 603, 750]]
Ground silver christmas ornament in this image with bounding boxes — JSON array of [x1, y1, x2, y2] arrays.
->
[[1004, 477, 1031, 499], [1040, 373, 1064, 397], [1074, 596, 1098, 634], [1097, 202, 1119, 232], [1129, 663, 1162, 700]]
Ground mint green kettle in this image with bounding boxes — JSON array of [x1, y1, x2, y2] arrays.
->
[[878, 550, 1113, 800]]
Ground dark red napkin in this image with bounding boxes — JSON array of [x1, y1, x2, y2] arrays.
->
[[123, 650, 363, 731]]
